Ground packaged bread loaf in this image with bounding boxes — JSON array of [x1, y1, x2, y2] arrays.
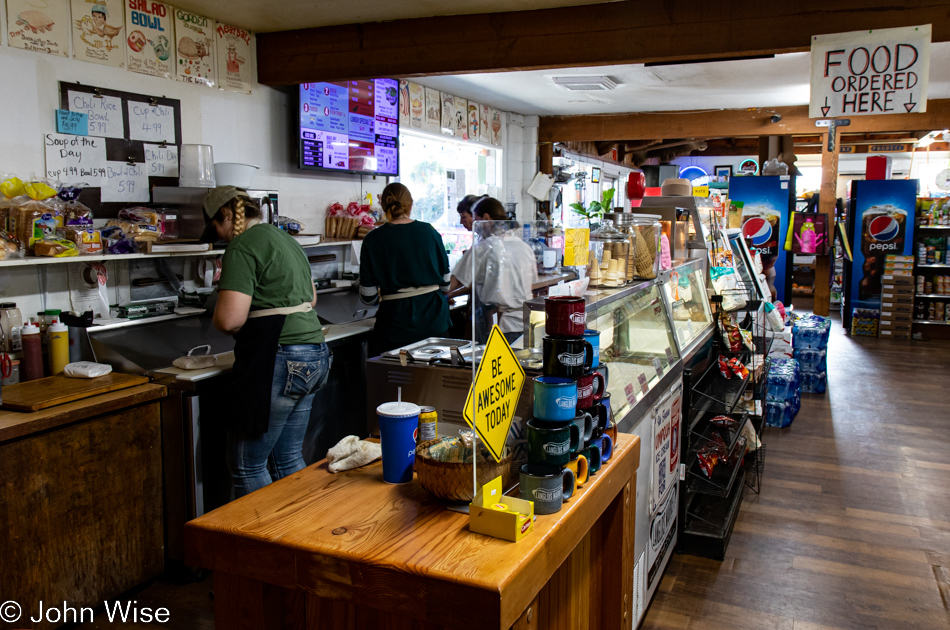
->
[[0, 231, 21, 260], [34, 237, 79, 257], [59, 226, 103, 255], [105, 220, 161, 242]]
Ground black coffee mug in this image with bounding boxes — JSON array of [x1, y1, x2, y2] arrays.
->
[[542, 336, 594, 379]]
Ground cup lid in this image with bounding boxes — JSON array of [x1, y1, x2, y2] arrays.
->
[[377, 402, 421, 417]]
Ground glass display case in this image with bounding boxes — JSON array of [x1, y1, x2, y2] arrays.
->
[[661, 259, 714, 357]]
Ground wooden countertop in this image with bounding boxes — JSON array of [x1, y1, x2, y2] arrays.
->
[[0, 384, 167, 443], [185, 433, 640, 629]]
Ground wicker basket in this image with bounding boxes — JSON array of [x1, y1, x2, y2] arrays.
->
[[415, 438, 514, 502]]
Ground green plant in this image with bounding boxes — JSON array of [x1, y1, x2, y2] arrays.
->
[[569, 188, 616, 229]]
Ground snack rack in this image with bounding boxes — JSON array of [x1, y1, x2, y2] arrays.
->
[[677, 282, 770, 559]]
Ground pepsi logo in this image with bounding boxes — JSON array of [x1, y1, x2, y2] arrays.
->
[[413, 427, 418, 441], [742, 217, 772, 246], [868, 215, 899, 242]]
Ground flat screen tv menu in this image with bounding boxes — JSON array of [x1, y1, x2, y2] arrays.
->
[[299, 78, 399, 175]]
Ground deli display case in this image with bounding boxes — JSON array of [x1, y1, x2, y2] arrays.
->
[[661, 258, 715, 364]]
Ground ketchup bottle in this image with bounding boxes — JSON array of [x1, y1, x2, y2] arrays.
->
[[20, 321, 44, 382]]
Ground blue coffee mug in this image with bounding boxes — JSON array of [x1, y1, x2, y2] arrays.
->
[[600, 434, 614, 463], [583, 329, 600, 368], [533, 376, 578, 422]]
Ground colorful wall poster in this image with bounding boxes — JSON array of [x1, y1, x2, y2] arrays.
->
[[71, 0, 125, 67], [7, 0, 70, 57], [423, 87, 441, 133], [408, 82, 424, 129], [468, 102, 480, 142], [479, 104, 490, 143], [125, 0, 174, 78], [215, 22, 254, 93], [398, 80, 411, 127], [440, 92, 455, 135], [453, 98, 468, 140], [489, 108, 502, 145], [174, 8, 215, 87]]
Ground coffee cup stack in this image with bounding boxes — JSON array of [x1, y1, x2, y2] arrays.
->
[[521, 297, 613, 515]]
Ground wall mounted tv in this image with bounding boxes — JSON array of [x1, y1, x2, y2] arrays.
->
[[298, 79, 399, 176]]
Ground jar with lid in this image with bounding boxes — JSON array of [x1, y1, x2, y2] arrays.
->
[[588, 219, 630, 288], [627, 214, 662, 280]]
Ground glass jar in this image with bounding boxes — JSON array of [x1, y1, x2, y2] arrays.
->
[[588, 220, 630, 288], [627, 215, 662, 280]]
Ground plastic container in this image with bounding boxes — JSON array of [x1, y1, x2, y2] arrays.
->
[[20, 322, 43, 382], [377, 402, 421, 484], [49, 320, 69, 376], [627, 214, 661, 280], [179, 144, 216, 188], [587, 220, 629, 288], [0, 302, 22, 353], [214, 163, 259, 188]]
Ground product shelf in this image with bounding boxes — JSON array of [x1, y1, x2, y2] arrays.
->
[[743, 444, 766, 494], [917, 225, 950, 230], [689, 412, 747, 455], [917, 264, 950, 269], [690, 360, 752, 416], [916, 294, 950, 299], [680, 470, 746, 559], [913, 319, 950, 325], [685, 437, 747, 498]]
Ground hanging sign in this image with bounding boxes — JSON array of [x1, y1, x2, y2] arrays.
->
[[810, 25, 931, 118], [215, 21, 254, 93], [44, 133, 107, 186], [175, 8, 215, 87], [7, 0, 70, 57], [564, 228, 589, 267], [125, 0, 174, 78], [463, 325, 526, 462], [71, 0, 126, 68]]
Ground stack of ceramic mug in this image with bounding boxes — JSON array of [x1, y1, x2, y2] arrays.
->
[[520, 296, 616, 515]]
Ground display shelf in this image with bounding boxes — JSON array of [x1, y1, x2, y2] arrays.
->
[[917, 264, 950, 269], [680, 470, 746, 560], [691, 361, 752, 416], [0, 249, 223, 268], [690, 412, 747, 455], [686, 437, 747, 498], [913, 319, 950, 325], [744, 444, 766, 494], [916, 294, 950, 299], [917, 225, 950, 230]]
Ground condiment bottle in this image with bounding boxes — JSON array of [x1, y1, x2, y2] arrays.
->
[[20, 321, 44, 382], [0, 302, 22, 353], [49, 319, 69, 376]]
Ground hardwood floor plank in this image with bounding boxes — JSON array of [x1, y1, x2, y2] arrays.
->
[[791, 556, 938, 593]]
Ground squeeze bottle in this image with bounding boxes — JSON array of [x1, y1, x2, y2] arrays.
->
[[20, 322, 44, 382], [49, 319, 69, 376]]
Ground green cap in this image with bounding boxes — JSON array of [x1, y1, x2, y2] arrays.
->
[[202, 186, 249, 220]]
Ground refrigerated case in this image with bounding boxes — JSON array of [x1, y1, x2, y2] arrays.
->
[[660, 258, 715, 364]]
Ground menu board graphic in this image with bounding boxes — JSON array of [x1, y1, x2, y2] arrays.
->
[[125, 0, 174, 78], [71, 0, 125, 67], [298, 78, 399, 175], [215, 21, 254, 93], [174, 8, 214, 87], [7, 0, 70, 57]]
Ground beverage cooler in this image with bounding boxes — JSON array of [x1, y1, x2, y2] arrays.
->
[[728, 175, 796, 304], [842, 179, 917, 331]]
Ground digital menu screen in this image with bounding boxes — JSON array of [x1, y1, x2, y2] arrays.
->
[[298, 79, 399, 176]]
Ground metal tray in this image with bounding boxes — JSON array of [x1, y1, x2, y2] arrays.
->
[[380, 337, 472, 364]]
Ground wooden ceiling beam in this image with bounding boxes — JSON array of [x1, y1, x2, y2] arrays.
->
[[256, 1, 950, 85], [540, 100, 950, 142]]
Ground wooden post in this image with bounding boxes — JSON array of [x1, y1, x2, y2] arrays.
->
[[539, 143, 554, 175], [814, 128, 840, 316]]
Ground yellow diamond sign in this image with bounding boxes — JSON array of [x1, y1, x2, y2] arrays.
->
[[463, 325, 526, 463]]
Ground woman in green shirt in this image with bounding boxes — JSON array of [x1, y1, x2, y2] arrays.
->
[[359, 183, 451, 356]]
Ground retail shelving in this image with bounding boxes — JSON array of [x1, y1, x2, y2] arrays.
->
[[913, 319, 950, 325]]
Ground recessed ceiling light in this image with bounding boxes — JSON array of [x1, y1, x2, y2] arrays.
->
[[552, 76, 619, 91]]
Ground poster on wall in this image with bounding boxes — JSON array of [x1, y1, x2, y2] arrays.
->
[[453, 98, 468, 140], [71, 0, 125, 67], [398, 80, 411, 127], [440, 93, 455, 135], [651, 382, 681, 512], [424, 87, 441, 133], [489, 108, 502, 145], [215, 22, 254, 94], [7, 0, 70, 57], [174, 8, 215, 87], [479, 104, 490, 143], [467, 102, 480, 141], [125, 0, 174, 78], [409, 82, 424, 129]]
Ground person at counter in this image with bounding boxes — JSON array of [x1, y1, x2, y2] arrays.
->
[[202, 186, 332, 497], [448, 196, 537, 343], [358, 182, 452, 356], [456, 194, 483, 232]]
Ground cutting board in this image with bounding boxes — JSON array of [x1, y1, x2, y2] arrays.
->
[[1, 373, 150, 412]]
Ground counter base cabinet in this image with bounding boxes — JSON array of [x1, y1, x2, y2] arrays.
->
[[0, 401, 164, 629]]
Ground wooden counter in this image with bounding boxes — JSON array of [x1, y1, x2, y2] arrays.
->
[[185, 434, 640, 630]]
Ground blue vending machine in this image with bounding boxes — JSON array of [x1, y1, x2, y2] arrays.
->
[[728, 175, 795, 304], [842, 179, 917, 331]]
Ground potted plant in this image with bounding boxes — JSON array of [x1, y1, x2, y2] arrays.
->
[[569, 188, 616, 229]]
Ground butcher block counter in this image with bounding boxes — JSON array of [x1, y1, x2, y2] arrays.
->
[[185, 434, 641, 630], [0, 382, 167, 630]]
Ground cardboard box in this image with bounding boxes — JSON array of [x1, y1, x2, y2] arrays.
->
[[885, 255, 915, 263], [879, 310, 913, 322], [882, 271, 914, 281], [879, 329, 911, 340], [880, 290, 914, 301], [881, 302, 914, 314], [469, 476, 534, 542], [879, 320, 913, 331]]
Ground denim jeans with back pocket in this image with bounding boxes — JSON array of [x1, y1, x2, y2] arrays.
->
[[227, 343, 332, 497]]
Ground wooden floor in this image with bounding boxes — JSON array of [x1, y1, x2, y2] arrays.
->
[[77, 319, 950, 630]]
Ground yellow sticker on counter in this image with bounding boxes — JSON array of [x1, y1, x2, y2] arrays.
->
[[463, 325, 526, 462], [693, 185, 709, 198], [564, 228, 589, 267]]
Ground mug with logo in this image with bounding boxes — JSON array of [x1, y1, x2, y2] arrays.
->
[[564, 454, 589, 487], [583, 329, 600, 368], [533, 376, 578, 422], [576, 370, 606, 409], [572, 410, 594, 444], [605, 420, 618, 449], [599, 433, 614, 463], [581, 444, 602, 475], [542, 336, 594, 379], [584, 402, 608, 436], [527, 419, 579, 466], [519, 463, 575, 515], [544, 296, 587, 338]]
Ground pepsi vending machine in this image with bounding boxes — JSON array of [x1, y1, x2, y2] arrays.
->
[[842, 179, 917, 330], [728, 175, 795, 303]]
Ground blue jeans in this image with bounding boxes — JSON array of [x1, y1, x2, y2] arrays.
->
[[227, 343, 332, 497]]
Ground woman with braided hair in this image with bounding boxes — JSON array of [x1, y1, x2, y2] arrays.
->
[[359, 182, 452, 356], [202, 186, 331, 497]]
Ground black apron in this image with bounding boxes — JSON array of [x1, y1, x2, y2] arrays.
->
[[229, 313, 286, 436]]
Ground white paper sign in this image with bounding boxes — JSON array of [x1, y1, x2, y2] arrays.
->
[[810, 25, 930, 118], [128, 102, 175, 143], [44, 133, 107, 186], [67, 90, 125, 138], [144, 143, 179, 177], [102, 161, 148, 202]]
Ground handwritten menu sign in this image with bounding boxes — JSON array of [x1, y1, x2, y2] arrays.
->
[[424, 87, 441, 133], [102, 161, 148, 202], [144, 143, 179, 177], [128, 101, 175, 143], [215, 22, 254, 94], [45, 133, 107, 186], [67, 90, 124, 138], [7, 0, 70, 57], [71, 0, 125, 67], [56, 109, 89, 135], [175, 8, 215, 87], [125, 0, 175, 78]]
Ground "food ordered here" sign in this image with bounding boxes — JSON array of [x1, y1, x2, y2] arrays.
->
[[810, 25, 931, 118]]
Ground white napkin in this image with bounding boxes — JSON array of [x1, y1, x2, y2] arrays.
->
[[326, 435, 382, 473]]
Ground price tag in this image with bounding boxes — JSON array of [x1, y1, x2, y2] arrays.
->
[[44, 133, 106, 186], [128, 102, 176, 143], [102, 161, 148, 203], [144, 144, 179, 177], [56, 109, 88, 136], [664, 347, 674, 364], [653, 357, 664, 378], [68, 91, 124, 139], [638, 372, 649, 395], [624, 383, 637, 406]]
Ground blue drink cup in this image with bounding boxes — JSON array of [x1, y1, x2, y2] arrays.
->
[[583, 329, 600, 368], [377, 402, 421, 484]]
